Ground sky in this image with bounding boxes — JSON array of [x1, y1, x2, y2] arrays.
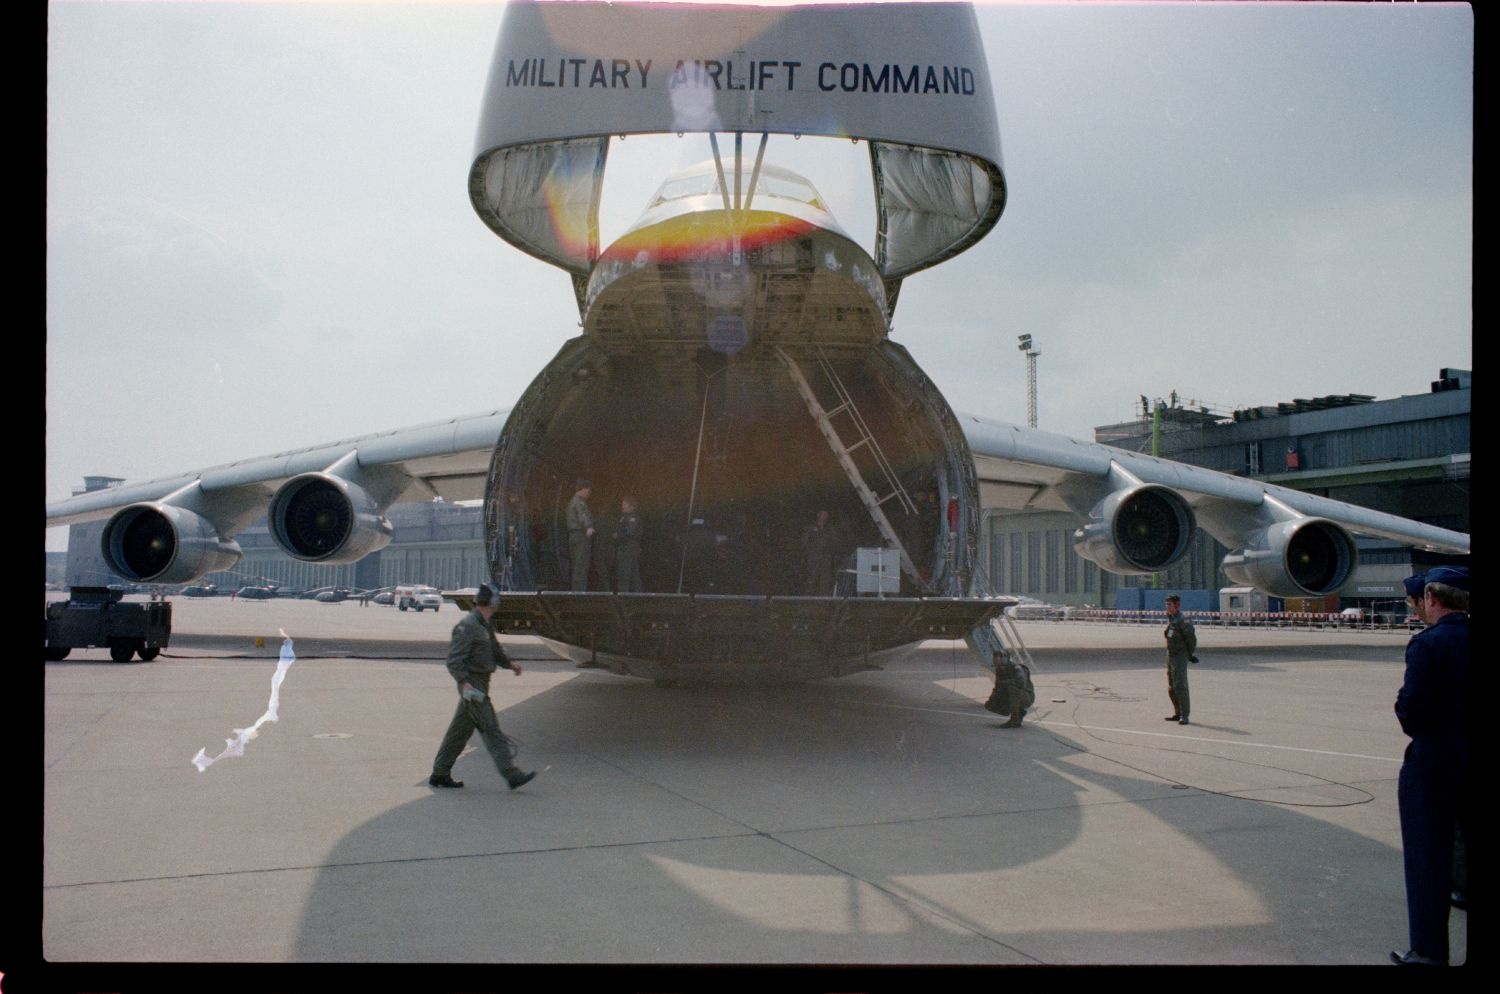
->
[[46, 0, 1473, 552]]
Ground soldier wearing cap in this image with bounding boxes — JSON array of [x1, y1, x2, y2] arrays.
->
[[428, 581, 537, 791], [566, 477, 596, 591], [1391, 565, 1469, 966]]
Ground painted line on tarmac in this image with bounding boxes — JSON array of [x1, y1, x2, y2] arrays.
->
[[837, 698, 1402, 763]]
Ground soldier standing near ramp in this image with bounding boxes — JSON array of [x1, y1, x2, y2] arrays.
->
[[1162, 593, 1197, 725]]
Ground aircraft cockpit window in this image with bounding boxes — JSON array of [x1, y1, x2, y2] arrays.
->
[[652, 173, 718, 205], [649, 171, 824, 209], [755, 174, 823, 207]]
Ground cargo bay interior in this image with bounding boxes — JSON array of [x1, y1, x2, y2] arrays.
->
[[486, 337, 973, 597]]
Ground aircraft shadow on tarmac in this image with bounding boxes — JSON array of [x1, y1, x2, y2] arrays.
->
[[286, 648, 1426, 965]]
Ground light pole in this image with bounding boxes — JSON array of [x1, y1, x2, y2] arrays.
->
[[1017, 334, 1040, 428]]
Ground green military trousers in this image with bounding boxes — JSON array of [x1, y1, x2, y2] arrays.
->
[[432, 694, 522, 780], [1167, 654, 1191, 720]]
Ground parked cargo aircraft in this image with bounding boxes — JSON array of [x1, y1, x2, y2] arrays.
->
[[46, 2, 1468, 682]]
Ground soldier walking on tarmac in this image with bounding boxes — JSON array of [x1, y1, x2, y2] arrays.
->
[[428, 582, 536, 791]]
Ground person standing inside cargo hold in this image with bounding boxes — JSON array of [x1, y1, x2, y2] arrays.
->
[[802, 509, 838, 596], [566, 478, 595, 591], [615, 496, 643, 593], [1162, 594, 1197, 725], [1391, 565, 1470, 967]]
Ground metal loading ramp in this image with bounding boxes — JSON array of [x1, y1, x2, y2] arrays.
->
[[489, 591, 1010, 681]]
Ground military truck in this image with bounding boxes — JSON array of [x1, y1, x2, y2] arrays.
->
[[44, 586, 172, 662]]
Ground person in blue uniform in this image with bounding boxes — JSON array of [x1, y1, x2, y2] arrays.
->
[[1390, 565, 1469, 966], [429, 581, 537, 791], [1400, 570, 1471, 916]]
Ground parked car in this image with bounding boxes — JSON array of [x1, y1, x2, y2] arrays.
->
[[395, 585, 443, 612]]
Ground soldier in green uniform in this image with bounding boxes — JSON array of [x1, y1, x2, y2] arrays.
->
[[614, 496, 643, 593], [566, 477, 595, 591], [984, 650, 1035, 728], [801, 509, 838, 595], [428, 582, 536, 790], [1163, 593, 1198, 725]]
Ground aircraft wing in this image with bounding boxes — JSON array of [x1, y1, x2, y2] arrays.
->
[[46, 410, 508, 584], [960, 411, 1467, 597], [48, 402, 1466, 593]]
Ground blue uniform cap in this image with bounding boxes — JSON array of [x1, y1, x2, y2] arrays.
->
[[1402, 573, 1428, 599], [1424, 565, 1470, 592]]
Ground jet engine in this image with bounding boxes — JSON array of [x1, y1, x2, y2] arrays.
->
[[267, 473, 394, 563], [1073, 485, 1196, 574], [1221, 518, 1357, 598], [101, 503, 242, 584]]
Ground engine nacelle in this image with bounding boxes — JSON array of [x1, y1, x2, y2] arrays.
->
[[268, 473, 393, 563], [1073, 485, 1197, 575], [1222, 518, 1358, 598], [102, 503, 242, 584]]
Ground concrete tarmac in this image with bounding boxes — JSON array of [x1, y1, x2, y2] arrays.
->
[[37, 597, 1466, 973]]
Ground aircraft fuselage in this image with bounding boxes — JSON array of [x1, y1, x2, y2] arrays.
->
[[482, 162, 996, 678]]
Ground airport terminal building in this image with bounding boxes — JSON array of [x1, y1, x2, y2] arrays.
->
[[63, 369, 1468, 610]]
